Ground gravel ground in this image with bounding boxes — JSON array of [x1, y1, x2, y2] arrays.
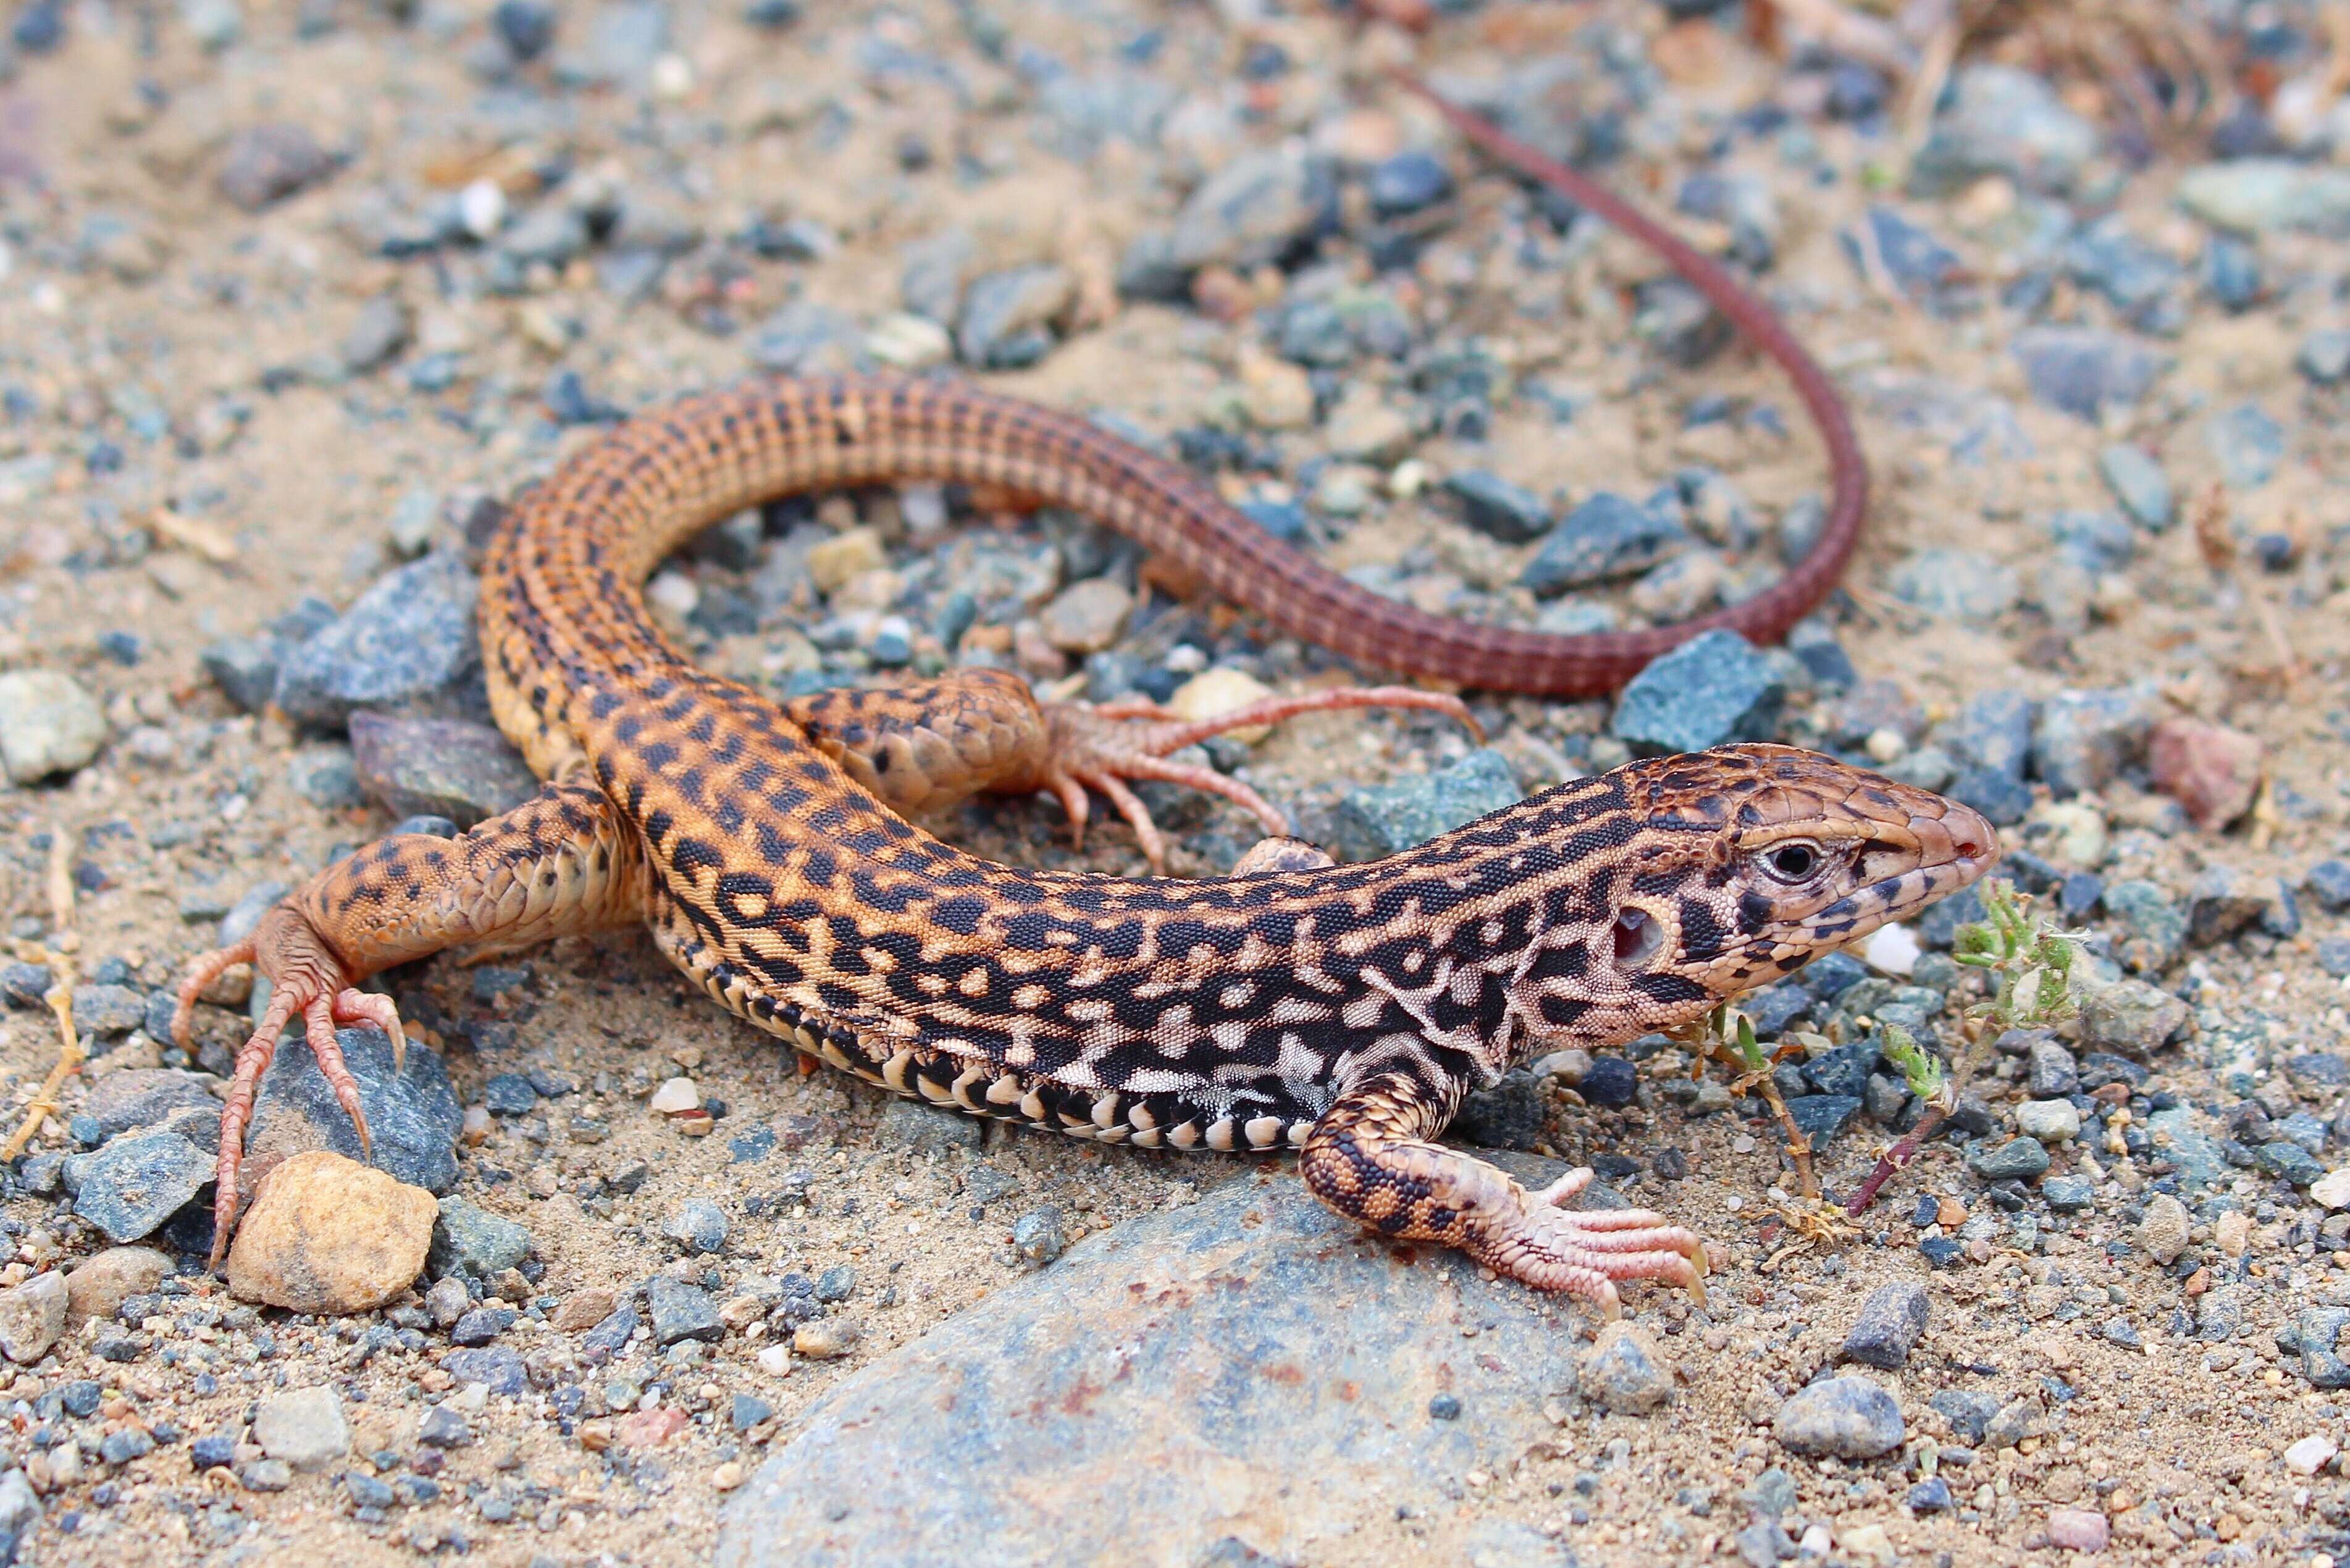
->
[[1, 1, 2349, 1565]]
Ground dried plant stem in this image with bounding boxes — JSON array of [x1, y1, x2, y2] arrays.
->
[[4, 829, 83, 1160]]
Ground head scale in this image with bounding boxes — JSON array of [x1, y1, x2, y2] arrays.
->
[[1502, 745, 1996, 1054]]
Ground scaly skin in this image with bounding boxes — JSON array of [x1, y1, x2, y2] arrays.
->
[[175, 91, 1993, 1302]]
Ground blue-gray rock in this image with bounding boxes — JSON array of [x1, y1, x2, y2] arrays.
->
[[2012, 328, 2165, 420], [1441, 471, 1550, 543], [2027, 1038, 2079, 1098], [1, 963, 51, 1008], [1787, 1096, 1861, 1146], [1772, 1375, 1905, 1459], [1908, 1476, 1954, 1513], [85, 1069, 220, 1139], [2307, 860, 2350, 913], [72, 984, 147, 1037], [1167, 145, 1334, 273], [2322, 937, 2350, 979], [480, 1073, 537, 1117], [284, 745, 366, 810], [2201, 237, 2262, 311], [1609, 631, 1784, 757], [878, 1097, 986, 1155], [717, 1159, 1629, 1567], [1332, 749, 1522, 862], [2075, 975, 2189, 1057], [1010, 1205, 1068, 1265], [1840, 1281, 1929, 1370], [2208, 403, 2285, 490], [240, 1025, 461, 1198], [2045, 509, 2138, 574], [1849, 207, 1963, 306], [1519, 493, 1690, 595], [749, 301, 863, 375], [1910, 65, 2097, 195], [1940, 690, 2034, 784], [1577, 1323, 1673, 1414], [665, 1199, 730, 1256], [2042, 1175, 2095, 1211], [732, 1393, 776, 1432], [648, 1276, 725, 1344], [954, 264, 1073, 371], [273, 555, 482, 731], [2031, 687, 2153, 797], [2258, 1142, 2327, 1186], [2298, 330, 2350, 387], [1633, 275, 1730, 367], [2186, 866, 2291, 946], [347, 713, 538, 830], [65, 1133, 210, 1243], [581, 1303, 638, 1364], [429, 1197, 534, 1280], [2096, 444, 2173, 530], [340, 295, 409, 374], [418, 1404, 474, 1448], [199, 636, 284, 713], [2144, 1105, 2225, 1189], [1966, 1136, 2050, 1181], [2176, 159, 2350, 233], [1887, 548, 2020, 621], [500, 204, 589, 267], [2286, 1308, 2350, 1390], [1366, 150, 1453, 217], [449, 1306, 514, 1347], [2103, 880, 2185, 973]]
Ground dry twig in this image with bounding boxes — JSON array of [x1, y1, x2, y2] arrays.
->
[[4, 829, 83, 1160]]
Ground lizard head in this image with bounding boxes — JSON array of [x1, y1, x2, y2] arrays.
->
[[1505, 744, 1998, 1048]]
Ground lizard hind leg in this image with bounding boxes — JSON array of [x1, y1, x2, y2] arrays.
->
[[1300, 1071, 1708, 1315]]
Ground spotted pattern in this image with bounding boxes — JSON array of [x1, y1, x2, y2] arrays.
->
[[196, 377, 1997, 1302]]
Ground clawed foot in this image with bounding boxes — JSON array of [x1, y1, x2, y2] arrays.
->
[[174, 904, 408, 1269], [1038, 685, 1480, 874], [1479, 1167, 1710, 1317]]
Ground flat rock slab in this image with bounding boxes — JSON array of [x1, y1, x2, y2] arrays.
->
[[719, 1163, 1600, 1568]]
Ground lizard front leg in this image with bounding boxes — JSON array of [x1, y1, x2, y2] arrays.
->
[[1300, 1070, 1707, 1315], [786, 668, 1478, 874], [174, 780, 650, 1265]]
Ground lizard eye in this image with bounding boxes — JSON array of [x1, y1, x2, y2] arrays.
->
[[1762, 842, 1821, 883]]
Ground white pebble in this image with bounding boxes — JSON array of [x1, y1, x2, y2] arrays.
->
[[458, 179, 506, 241], [898, 484, 948, 537], [2286, 1435, 2337, 1476], [650, 53, 694, 100], [647, 571, 700, 618], [755, 1344, 792, 1376], [1861, 923, 1920, 978], [648, 1076, 701, 1115], [2310, 1168, 2350, 1211]]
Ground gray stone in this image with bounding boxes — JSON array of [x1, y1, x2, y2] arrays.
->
[[1840, 1281, 1929, 1370], [347, 713, 539, 829], [65, 1132, 210, 1243], [2012, 328, 2166, 420], [878, 1098, 985, 1156], [2298, 329, 2350, 386], [252, 1384, 350, 1471], [1332, 749, 1523, 862], [1167, 145, 1333, 274], [1911, 64, 2097, 194], [2096, 443, 2173, 530], [1772, 1375, 1905, 1459], [2075, 975, 2186, 1055], [449, 1306, 513, 1347], [274, 554, 482, 731], [1, 963, 50, 1009], [1442, 471, 1550, 544], [418, 1404, 473, 1448], [1887, 548, 2020, 621], [1576, 1322, 1673, 1414], [1519, 493, 1690, 595], [717, 1165, 1627, 1566], [2045, 509, 2138, 574], [749, 301, 863, 375], [1850, 206, 1964, 306], [581, 1303, 638, 1364], [647, 1276, 725, 1344], [284, 745, 365, 810], [2307, 860, 2350, 913], [2288, 1307, 2350, 1389], [1452, 1070, 1546, 1152], [0, 1271, 67, 1364], [2103, 881, 2186, 974], [1941, 689, 2034, 782], [665, 1199, 729, 1255], [2176, 159, 2350, 233], [2209, 403, 2285, 490], [501, 203, 589, 267], [2031, 687, 2154, 797], [2186, 866, 2286, 947], [2258, 1141, 2327, 1186], [72, 984, 147, 1037], [955, 264, 1073, 371], [1609, 631, 1784, 757], [2015, 1099, 2081, 1144], [2027, 1038, 2079, 1097], [2144, 1107, 2225, 1191], [340, 295, 409, 373], [241, 1024, 461, 1197], [1786, 1095, 1863, 1146], [430, 1196, 534, 1280], [1011, 1205, 1068, 1265], [0, 669, 107, 784], [0, 1469, 38, 1560], [1965, 1136, 2050, 1181], [2042, 1176, 2095, 1212], [218, 123, 334, 212]]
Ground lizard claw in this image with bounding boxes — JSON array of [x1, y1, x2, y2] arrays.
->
[[179, 904, 397, 1270], [1474, 1169, 1710, 1315], [1039, 685, 1479, 875]]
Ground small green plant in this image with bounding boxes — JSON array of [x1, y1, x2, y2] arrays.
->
[[1676, 1001, 1823, 1200], [1845, 878, 2085, 1215]]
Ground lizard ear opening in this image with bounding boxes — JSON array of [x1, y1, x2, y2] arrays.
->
[[1613, 907, 1664, 971]]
